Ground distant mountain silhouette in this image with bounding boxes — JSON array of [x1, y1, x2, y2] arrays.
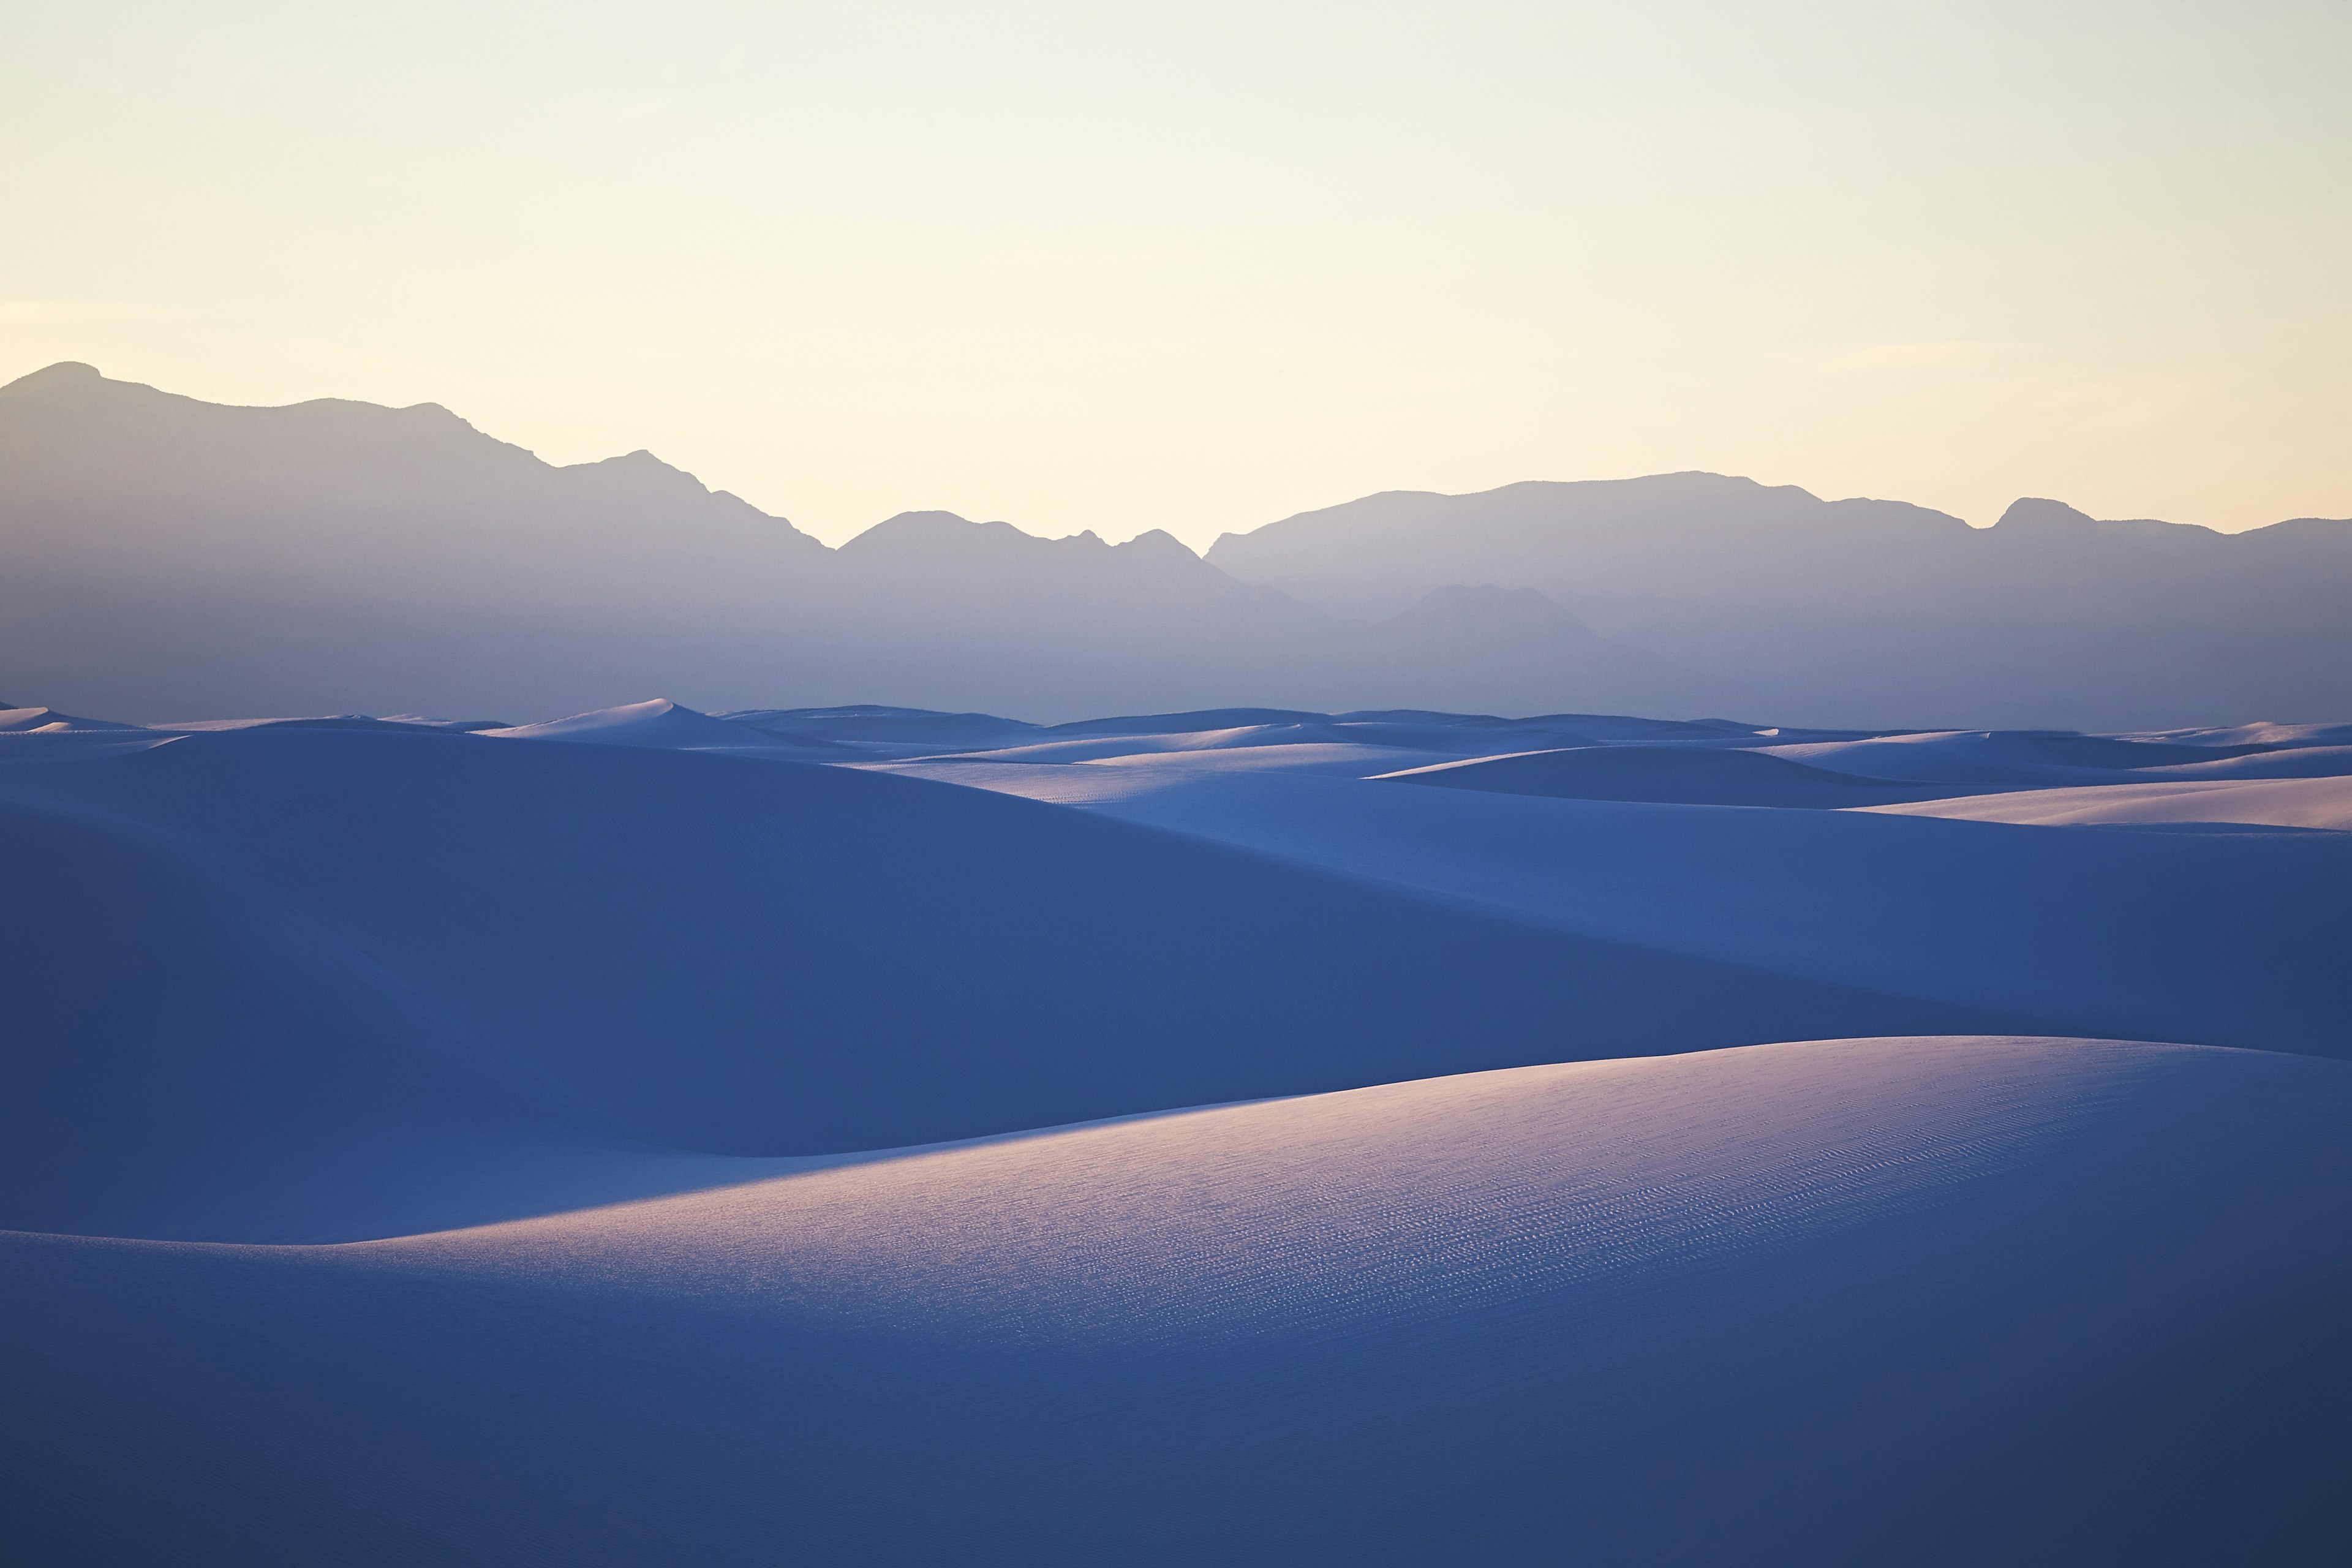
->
[[4, 364, 2345, 726], [1208, 475, 2352, 728], [0, 361, 827, 591], [0, 363, 833, 718], [0, 364, 1736, 722]]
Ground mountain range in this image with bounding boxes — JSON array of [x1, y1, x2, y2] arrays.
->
[[3, 361, 2345, 728]]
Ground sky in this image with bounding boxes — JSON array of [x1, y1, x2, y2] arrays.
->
[[3, 0, 2347, 548]]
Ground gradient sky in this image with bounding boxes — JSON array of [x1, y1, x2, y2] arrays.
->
[[4, 1, 2346, 547]]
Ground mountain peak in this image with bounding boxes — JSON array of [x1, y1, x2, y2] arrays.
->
[[559, 447, 710, 491], [841, 510, 990, 554], [1995, 497, 2098, 530], [0, 361, 116, 405], [839, 512, 1148, 559], [1117, 529, 1200, 561], [2, 360, 104, 392]]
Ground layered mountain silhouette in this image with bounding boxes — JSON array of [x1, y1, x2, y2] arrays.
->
[[4, 361, 2345, 726], [1210, 477, 2352, 728]]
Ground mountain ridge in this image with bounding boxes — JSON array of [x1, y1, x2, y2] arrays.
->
[[3, 363, 2345, 729]]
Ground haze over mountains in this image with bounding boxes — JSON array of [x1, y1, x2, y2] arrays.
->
[[3, 360, 2347, 728], [1212, 478, 2352, 729]]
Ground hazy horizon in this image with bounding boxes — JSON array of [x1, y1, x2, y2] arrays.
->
[[6, 2, 2348, 549]]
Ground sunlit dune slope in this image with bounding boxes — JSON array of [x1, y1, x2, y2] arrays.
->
[[6, 1037, 2348, 1566], [1863, 774, 2352, 829], [0, 705, 141, 733], [1374, 743, 1956, 805]]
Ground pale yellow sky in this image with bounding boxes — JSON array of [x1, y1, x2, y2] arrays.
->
[[4, 1, 2347, 546]]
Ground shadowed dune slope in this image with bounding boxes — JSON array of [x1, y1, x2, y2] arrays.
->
[[876, 752, 2351, 1056], [6, 1038, 2350, 1566], [0, 726, 2049, 1241], [0, 797, 581, 1237]]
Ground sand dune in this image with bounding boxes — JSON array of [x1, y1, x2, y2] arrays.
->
[[2136, 744, 2352, 779], [1, 719, 2057, 1242], [5, 699, 2348, 1562], [1863, 774, 2352, 830], [877, 748, 2350, 1057], [2122, 720, 2352, 749], [7, 1037, 2348, 1565], [1757, 728, 2264, 786], [937, 722, 1350, 764], [1374, 743, 1956, 806], [1080, 740, 1440, 777], [723, 703, 1045, 753], [0, 705, 141, 733], [480, 695, 859, 755]]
